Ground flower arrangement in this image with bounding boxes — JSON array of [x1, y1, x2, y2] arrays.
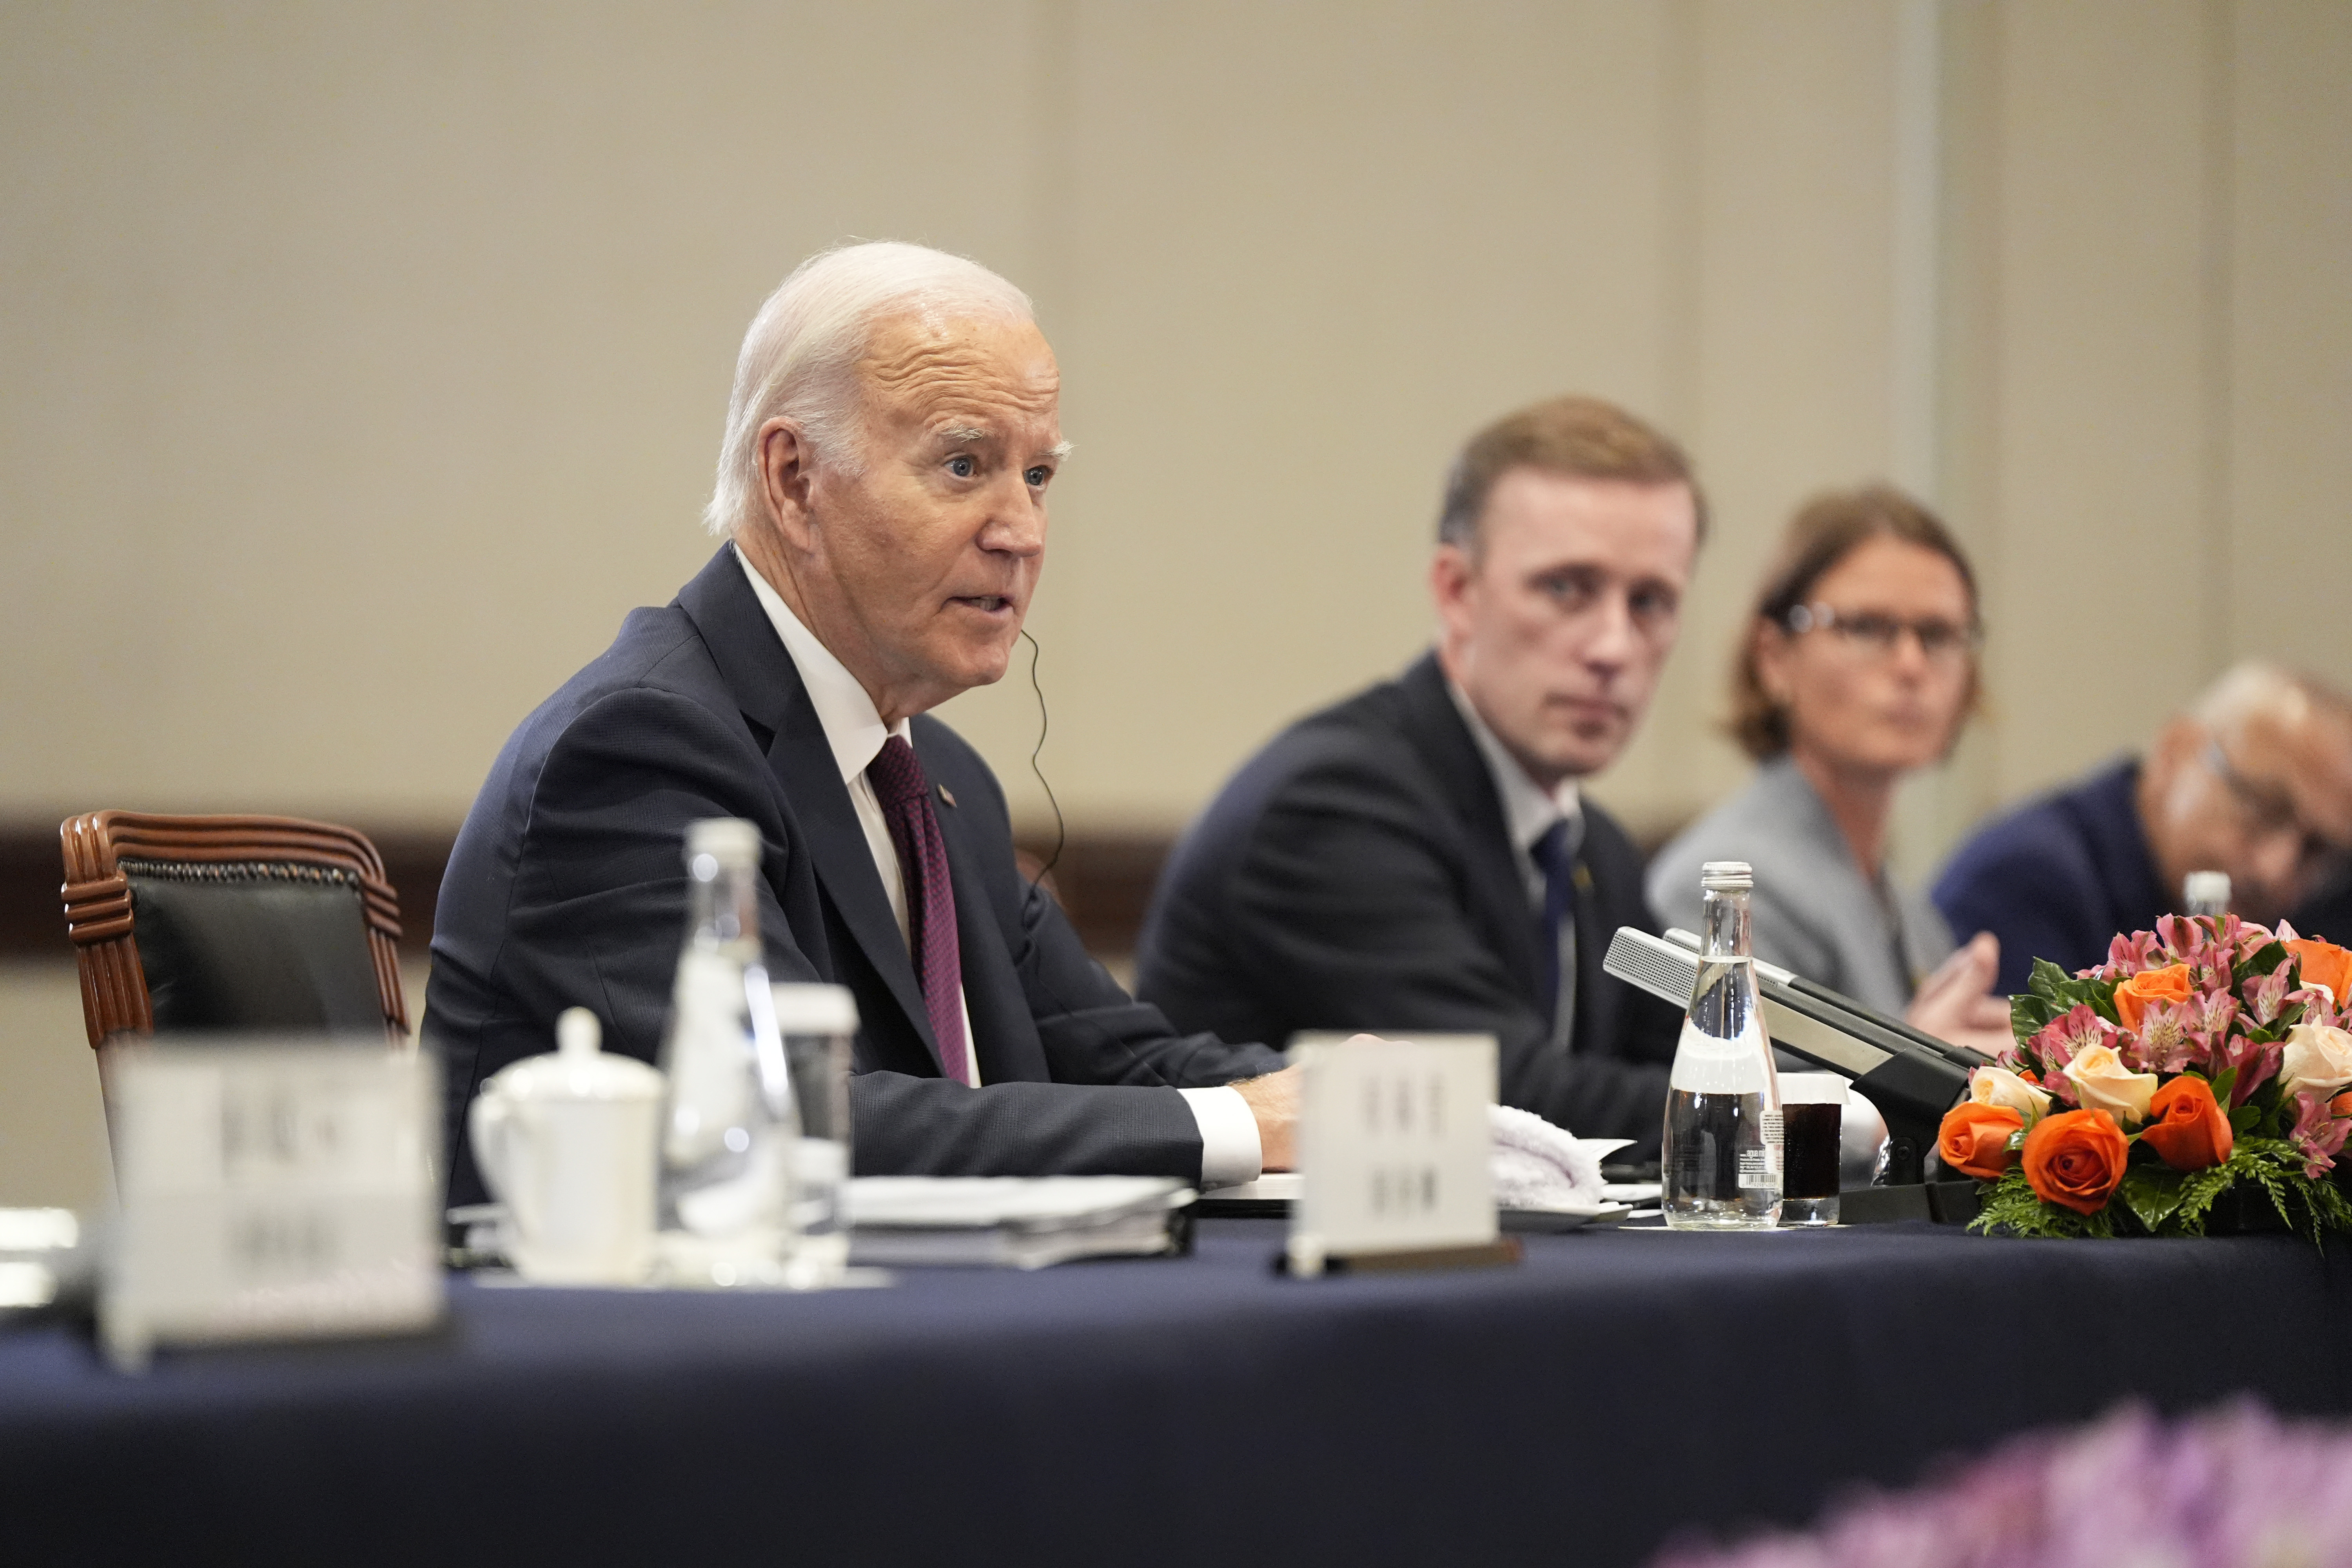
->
[[1651, 1402, 2352, 1568], [1935, 915, 2352, 1241]]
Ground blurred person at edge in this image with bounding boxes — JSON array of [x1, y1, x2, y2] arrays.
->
[[1136, 397, 1694, 1158], [1648, 487, 2012, 1056], [1935, 664, 2352, 995], [425, 241, 1301, 1207]]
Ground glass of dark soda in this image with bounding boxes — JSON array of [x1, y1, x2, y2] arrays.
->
[[1779, 1073, 1844, 1226]]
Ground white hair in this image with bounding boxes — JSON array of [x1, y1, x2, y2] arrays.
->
[[702, 241, 1036, 537]]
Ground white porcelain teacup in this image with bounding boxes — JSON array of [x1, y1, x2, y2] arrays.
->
[[469, 1008, 664, 1284]]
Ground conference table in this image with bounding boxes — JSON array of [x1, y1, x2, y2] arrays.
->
[[5, 1216, 2350, 1566]]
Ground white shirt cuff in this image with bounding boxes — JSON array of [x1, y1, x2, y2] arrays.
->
[[1178, 1086, 1264, 1189]]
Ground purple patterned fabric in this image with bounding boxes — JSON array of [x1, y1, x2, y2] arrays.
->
[[868, 735, 972, 1085]]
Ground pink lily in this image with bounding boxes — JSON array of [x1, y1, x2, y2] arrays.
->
[[2289, 1090, 2350, 1179], [2128, 998, 2198, 1074], [2247, 958, 2296, 1028], [2285, 986, 2347, 1032], [2182, 993, 2241, 1076], [2027, 1005, 2115, 1105], [2163, 916, 2239, 995], [2104, 930, 2164, 979], [2212, 1030, 2283, 1107]]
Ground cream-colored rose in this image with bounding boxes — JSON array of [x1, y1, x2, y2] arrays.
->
[[2278, 1023, 2352, 1100], [1970, 1065, 2053, 1124], [2062, 1044, 2158, 1128]]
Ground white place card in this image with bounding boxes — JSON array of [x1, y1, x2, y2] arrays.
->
[[1285, 1032, 1497, 1276], [100, 1039, 443, 1369]]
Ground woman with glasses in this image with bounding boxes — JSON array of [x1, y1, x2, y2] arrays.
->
[[1648, 484, 2013, 1054]]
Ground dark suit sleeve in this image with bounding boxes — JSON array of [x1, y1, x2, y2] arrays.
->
[[844, 741, 1282, 1179], [475, 687, 1247, 1185], [493, 688, 809, 1062], [1213, 749, 1670, 1144], [852, 803, 1284, 1178], [1933, 831, 2107, 996], [848, 1076, 1208, 1178]]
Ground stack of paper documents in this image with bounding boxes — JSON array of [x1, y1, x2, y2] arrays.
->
[[845, 1176, 1194, 1269]]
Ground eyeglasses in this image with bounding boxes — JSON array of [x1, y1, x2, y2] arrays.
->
[[1782, 603, 1982, 664], [2201, 737, 2349, 877]]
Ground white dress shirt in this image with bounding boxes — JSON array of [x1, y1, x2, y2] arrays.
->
[[734, 549, 1262, 1184], [1446, 677, 1584, 1048]]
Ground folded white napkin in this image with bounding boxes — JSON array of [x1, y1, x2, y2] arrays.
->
[[1488, 1103, 1607, 1208]]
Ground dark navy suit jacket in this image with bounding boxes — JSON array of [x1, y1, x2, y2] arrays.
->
[[1931, 758, 2165, 995], [2298, 873, 2352, 949], [1134, 653, 1682, 1158], [424, 548, 1281, 1205]]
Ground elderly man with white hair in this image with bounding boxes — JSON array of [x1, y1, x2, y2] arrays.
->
[[425, 242, 1296, 1205], [1935, 661, 2352, 993]]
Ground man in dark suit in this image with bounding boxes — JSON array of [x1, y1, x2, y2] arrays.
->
[[426, 242, 1290, 1206], [1136, 397, 1700, 1156]]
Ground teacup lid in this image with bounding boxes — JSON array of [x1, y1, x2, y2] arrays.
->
[[486, 1008, 665, 1103]]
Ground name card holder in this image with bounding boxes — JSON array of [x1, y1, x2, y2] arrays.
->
[[1284, 1032, 1517, 1277], [100, 1038, 444, 1370]]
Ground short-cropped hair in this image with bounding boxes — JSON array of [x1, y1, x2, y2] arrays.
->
[[704, 241, 1034, 537], [1435, 395, 1704, 552], [1729, 483, 1982, 760]]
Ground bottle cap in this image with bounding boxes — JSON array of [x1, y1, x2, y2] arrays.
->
[[1700, 860, 1753, 892], [2184, 870, 2230, 909], [770, 982, 859, 1036], [685, 817, 762, 866]]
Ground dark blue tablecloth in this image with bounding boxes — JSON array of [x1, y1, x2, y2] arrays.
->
[[5, 1218, 2350, 1567]]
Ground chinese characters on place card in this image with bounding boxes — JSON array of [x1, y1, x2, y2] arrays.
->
[[100, 1039, 442, 1369], [1285, 1033, 1497, 1276]]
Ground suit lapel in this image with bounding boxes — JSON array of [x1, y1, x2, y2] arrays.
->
[[1396, 654, 1545, 999], [675, 548, 940, 1068], [765, 705, 941, 1066]]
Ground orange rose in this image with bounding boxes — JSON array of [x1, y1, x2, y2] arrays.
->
[[2288, 938, 2352, 1007], [1938, 1102, 2025, 1181], [2334, 1090, 2352, 1119], [2112, 963, 2194, 1033], [2138, 1076, 2233, 1171], [2022, 1107, 2130, 1215]]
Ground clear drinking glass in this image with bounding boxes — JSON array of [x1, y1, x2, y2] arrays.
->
[[656, 818, 799, 1285], [1662, 861, 1783, 1230], [1778, 1072, 1845, 1227], [772, 982, 858, 1289]]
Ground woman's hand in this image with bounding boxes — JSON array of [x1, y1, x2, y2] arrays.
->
[[1906, 931, 2013, 1058]]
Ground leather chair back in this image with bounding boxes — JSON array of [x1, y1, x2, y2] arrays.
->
[[60, 813, 409, 1048]]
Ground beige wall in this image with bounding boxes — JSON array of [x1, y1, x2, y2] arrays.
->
[[4, 5, 2348, 1203]]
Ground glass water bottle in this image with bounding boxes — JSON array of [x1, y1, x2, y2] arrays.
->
[[1662, 860, 1783, 1230], [656, 817, 799, 1283], [2183, 870, 2230, 920]]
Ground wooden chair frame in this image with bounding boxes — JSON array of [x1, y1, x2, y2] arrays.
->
[[59, 811, 410, 1049]]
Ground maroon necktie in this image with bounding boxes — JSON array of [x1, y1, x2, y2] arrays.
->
[[867, 735, 972, 1085]]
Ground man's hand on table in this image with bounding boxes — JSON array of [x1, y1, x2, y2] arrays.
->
[[1231, 1033, 1386, 1172], [1232, 1067, 1302, 1171], [1906, 931, 2014, 1059]]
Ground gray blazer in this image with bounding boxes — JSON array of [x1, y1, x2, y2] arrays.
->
[[1646, 757, 1953, 1016]]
